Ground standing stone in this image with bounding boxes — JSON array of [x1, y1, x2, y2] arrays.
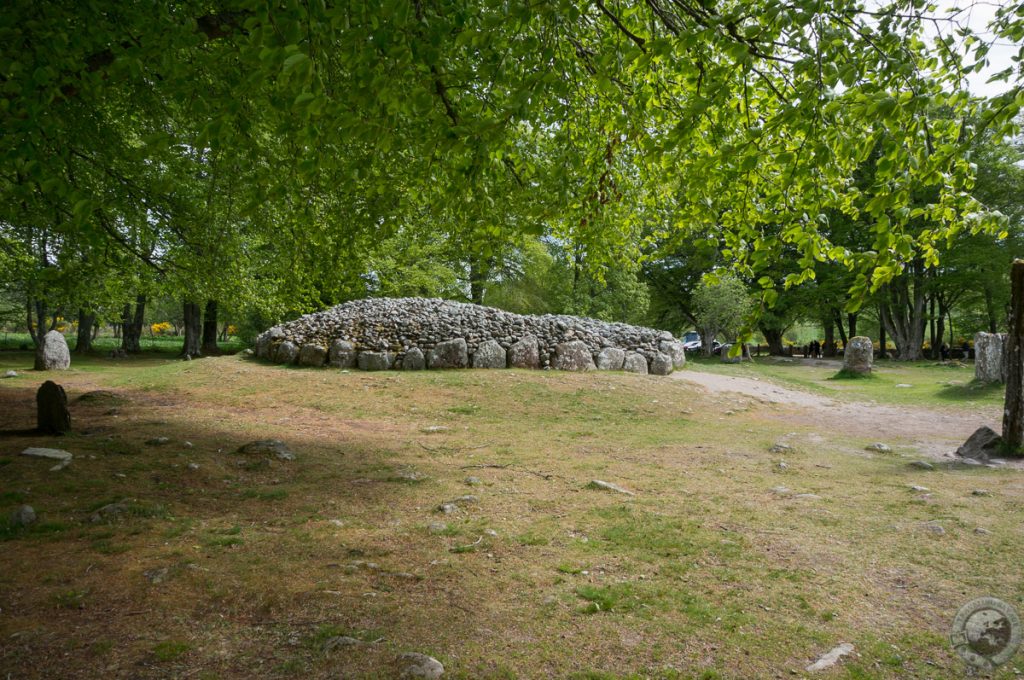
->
[[649, 352, 673, 376], [428, 338, 468, 369], [402, 347, 426, 370], [37, 381, 71, 435], [357, 351, 392, 371], [297, 344, 327, 367], [274, 340, 299, 364], [659, 340, 687, 369], [472, 339, 506, 369], [553, 340, 596, 372], [843, 336, 874, 375], [975, 332, 1007, 383], [36, 330, 70, 371], [720, 344, 741, 363], [596, 347, 625, 370], [508, 335, 540, 369], [622, 352, 648, 374], [328, 339, 357, 368]]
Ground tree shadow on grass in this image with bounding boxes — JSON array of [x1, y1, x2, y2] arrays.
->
[[935, 379, 1004, 402]]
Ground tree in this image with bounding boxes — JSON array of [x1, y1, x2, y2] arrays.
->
[[692, 276, 754, 356]]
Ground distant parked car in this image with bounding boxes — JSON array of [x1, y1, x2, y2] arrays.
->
[[681, 331, 721, 354]]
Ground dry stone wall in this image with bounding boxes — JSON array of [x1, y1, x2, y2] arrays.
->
[[255, 298, 685, 375]]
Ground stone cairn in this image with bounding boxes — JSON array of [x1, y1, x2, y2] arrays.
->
[[974, 332, 1006, 383], [843, 336, 874, 374], [255, 298, 686, 375]]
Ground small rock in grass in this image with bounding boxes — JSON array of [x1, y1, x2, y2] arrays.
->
[[3, 370, 18, 378], [9, 504, 36, 527], [909, 485, 930, 493], [89, 501, 130, 523], [806, 642, 854, 672], [865, 443, 892, 453], [586, 480, 635, 496], [921, 521, 945, 536], [464, 476, 482, 486], [775, 461, 789, 471], [187, 463, 200, 471], [144, 567, 170, 584], [971, 489, 991, 496], [909, 461, 934, 471], [771, 486, 791, 495], [21, 447, 72, 471], [421, 426, 449, 433], [895, 383, 912, 388], [974, 527, 993, 535], [183, 441, 193, 449], [396, 652, 444, 679], [769, 443, 793, 454], [236, 439, 295, 461], [437, 503, 458, 515], [428, 521, 449, 534], [484, 529, 498, 537], [323, 636, 363, 652], [146, 437, 171, 446], [448, 495, 478, 506], [390, 471, 428, 483]]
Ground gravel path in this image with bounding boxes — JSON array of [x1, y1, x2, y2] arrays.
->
[[673, 368, 1004, 462]]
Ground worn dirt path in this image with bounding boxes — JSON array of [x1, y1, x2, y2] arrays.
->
[[673, 368, 1004, 462]]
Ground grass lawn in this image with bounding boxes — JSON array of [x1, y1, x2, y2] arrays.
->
[[0, 331, 246, 354], [0, 352, 1020, 678]]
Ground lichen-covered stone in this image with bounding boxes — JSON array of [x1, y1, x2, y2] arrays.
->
[[622, 352, 648, 374], [274, 340, 298, 364], [554, 340, 596, 372], [298, 344, 327, 367], [401, 347, 425, 370], [975, 332, 1006, 383], [843, 336, 873, 374], [659, 340, 686, 369], [508, 335, 540, 369], [649, 352, 673, 375], [357, 351, 392, 371], [429, 338, 468, 369], [328, 339, 356, 368], [596, 347, 625, 370], [472, 339, 506, 368], [37, 330, 70, 371]]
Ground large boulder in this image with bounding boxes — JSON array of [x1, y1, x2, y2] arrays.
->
[[596, 347, 625, 371], [843, 336, 874, 374], [36, 330, 70, 371], [401, 347, 426, 370], [37, 381, 71, 435], [298, 344, 327, 367], [274, 340, 299, 364], [328, 339, 357, 368], [649, 352, 673, 376], [975, 332, 1006, 383], [357, 351, 393, 371], [255, 328, 284, 359], [659, 340, 686, 370], [429, 338, 468, 369], [956, 426, 1003, 460], [472, 339, 506, 369], [554, 340, 596, 372], [508, 335, 540, 369], [622, 352, 648, 374]]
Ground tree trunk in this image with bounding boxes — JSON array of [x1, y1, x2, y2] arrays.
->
[[833, 311, 848, 349], [879, 309, 887, 359], [823, 319, 836, 357], [847, 312, 858, 338], [75, 309, 95, 354], [762, 328, 785, 355], [880, 269, 926, 361], [121, 295, 146, 353], [1001, 260, 1024, 454], [985, 287, 998, 333], [201, 300, 219, 355], [182, 300, 202, 357]]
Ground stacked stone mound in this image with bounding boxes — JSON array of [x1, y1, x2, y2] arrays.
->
[[255, 298, 686, 375]]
